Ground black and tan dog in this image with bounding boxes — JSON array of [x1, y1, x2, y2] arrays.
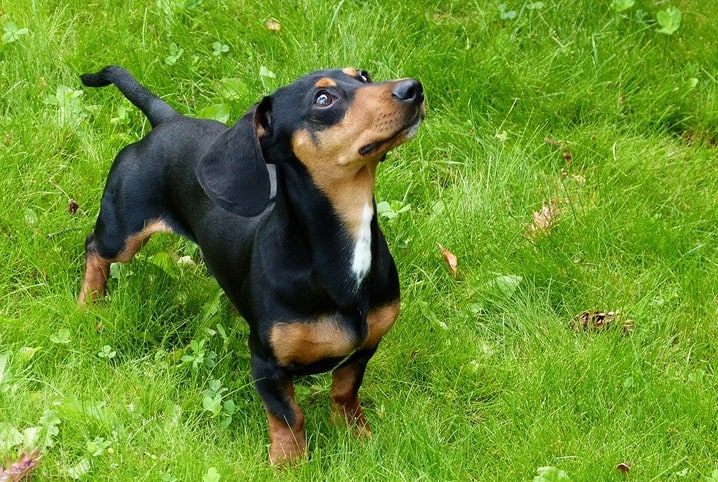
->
[[78, 65, 424, 463]]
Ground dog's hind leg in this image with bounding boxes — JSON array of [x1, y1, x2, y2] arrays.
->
[[78, 233, 112, 305], [78, 218, 174, 306]]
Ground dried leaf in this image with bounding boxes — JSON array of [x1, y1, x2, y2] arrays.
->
[[615, 462, 631, 474], [533, 203, 555, 230], [621, 318, 635, 334], [525, 199, 563, 240], [438, 243, 458, 277], [571, 310, 634, 334], [68, 199, 79, 215], [1, 448, 41, 482], [265, 19, 281, 32]]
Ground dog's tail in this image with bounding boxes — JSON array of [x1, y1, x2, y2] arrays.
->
[[81, 66, 179, 128]]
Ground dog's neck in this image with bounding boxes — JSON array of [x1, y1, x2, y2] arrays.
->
[[275, 161, 379, 303], [331, 165, 377, 289]]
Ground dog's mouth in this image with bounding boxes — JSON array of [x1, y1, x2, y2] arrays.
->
[[359, 113, 424, 158]]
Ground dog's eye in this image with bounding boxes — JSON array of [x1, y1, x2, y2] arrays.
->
[[358, 70, 372, 83], [314, 92, 333, 107]]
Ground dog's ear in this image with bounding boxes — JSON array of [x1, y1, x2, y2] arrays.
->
[[196, 98, 272, 217]]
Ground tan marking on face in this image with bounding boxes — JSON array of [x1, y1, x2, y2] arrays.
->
[[291, 81, 421, 240], [363, 300, 400, 349], [315, 77, 337, 88], [342, 67, 358, 77], [270, 316, 359, 366]]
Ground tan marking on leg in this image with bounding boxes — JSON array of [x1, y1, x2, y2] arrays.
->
[[115, 219, 174, 262], [330, 363, 371, 438], [78, 252, 111, 306], [363, 300, 400, 348], [265, 383, 307, 466], [269, 316, 359, 366], [78, 219, 174, 305], [329, 301, 400, 437]]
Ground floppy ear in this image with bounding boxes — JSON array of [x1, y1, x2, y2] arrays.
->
[[196, 99, 272, 217]]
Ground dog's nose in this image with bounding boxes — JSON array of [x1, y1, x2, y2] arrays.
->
[[392, 79, 424, 105]]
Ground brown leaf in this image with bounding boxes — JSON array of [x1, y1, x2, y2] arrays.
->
[[571, 310, 634, 334], [525, 199, 563, 240], [265, 19, 281, 32], [68, 199, 79, 215], [438, 243, 458, 277], [621, 318, 635, 335], [615, 462, 631, 474], [1, 448, 41, 482]]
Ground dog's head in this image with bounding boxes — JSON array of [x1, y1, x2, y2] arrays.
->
[[196, 68, 425, 218]]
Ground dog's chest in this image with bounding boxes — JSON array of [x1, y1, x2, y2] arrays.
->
[[267, 300, 399, 370], [350, 203, 373, 286], [268, 314, 362, 369]]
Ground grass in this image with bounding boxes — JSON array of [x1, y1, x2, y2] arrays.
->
[[1, 0, 718, 480]]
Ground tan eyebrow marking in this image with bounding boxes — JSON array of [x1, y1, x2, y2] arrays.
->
[[315, 78, 338, 88], [342, 67, 358, 78]]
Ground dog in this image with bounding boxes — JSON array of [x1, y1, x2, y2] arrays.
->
[[78, 65, 424, 464]]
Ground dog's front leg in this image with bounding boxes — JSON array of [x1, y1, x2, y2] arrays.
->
[[330, 301, 400, 437], [330, 348, 375, 438], [252, 358, 306, 465]]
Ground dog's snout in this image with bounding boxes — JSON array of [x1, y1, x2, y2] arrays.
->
[[392, 79, 424, 105]]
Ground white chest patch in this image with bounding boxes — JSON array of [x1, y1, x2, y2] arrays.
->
[[351, 203, 373, 286]]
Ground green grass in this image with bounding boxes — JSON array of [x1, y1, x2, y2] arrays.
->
[[2, 0, 718, 480]]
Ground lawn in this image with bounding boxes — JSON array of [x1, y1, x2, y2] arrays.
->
[[1, 0, 717, 480]]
